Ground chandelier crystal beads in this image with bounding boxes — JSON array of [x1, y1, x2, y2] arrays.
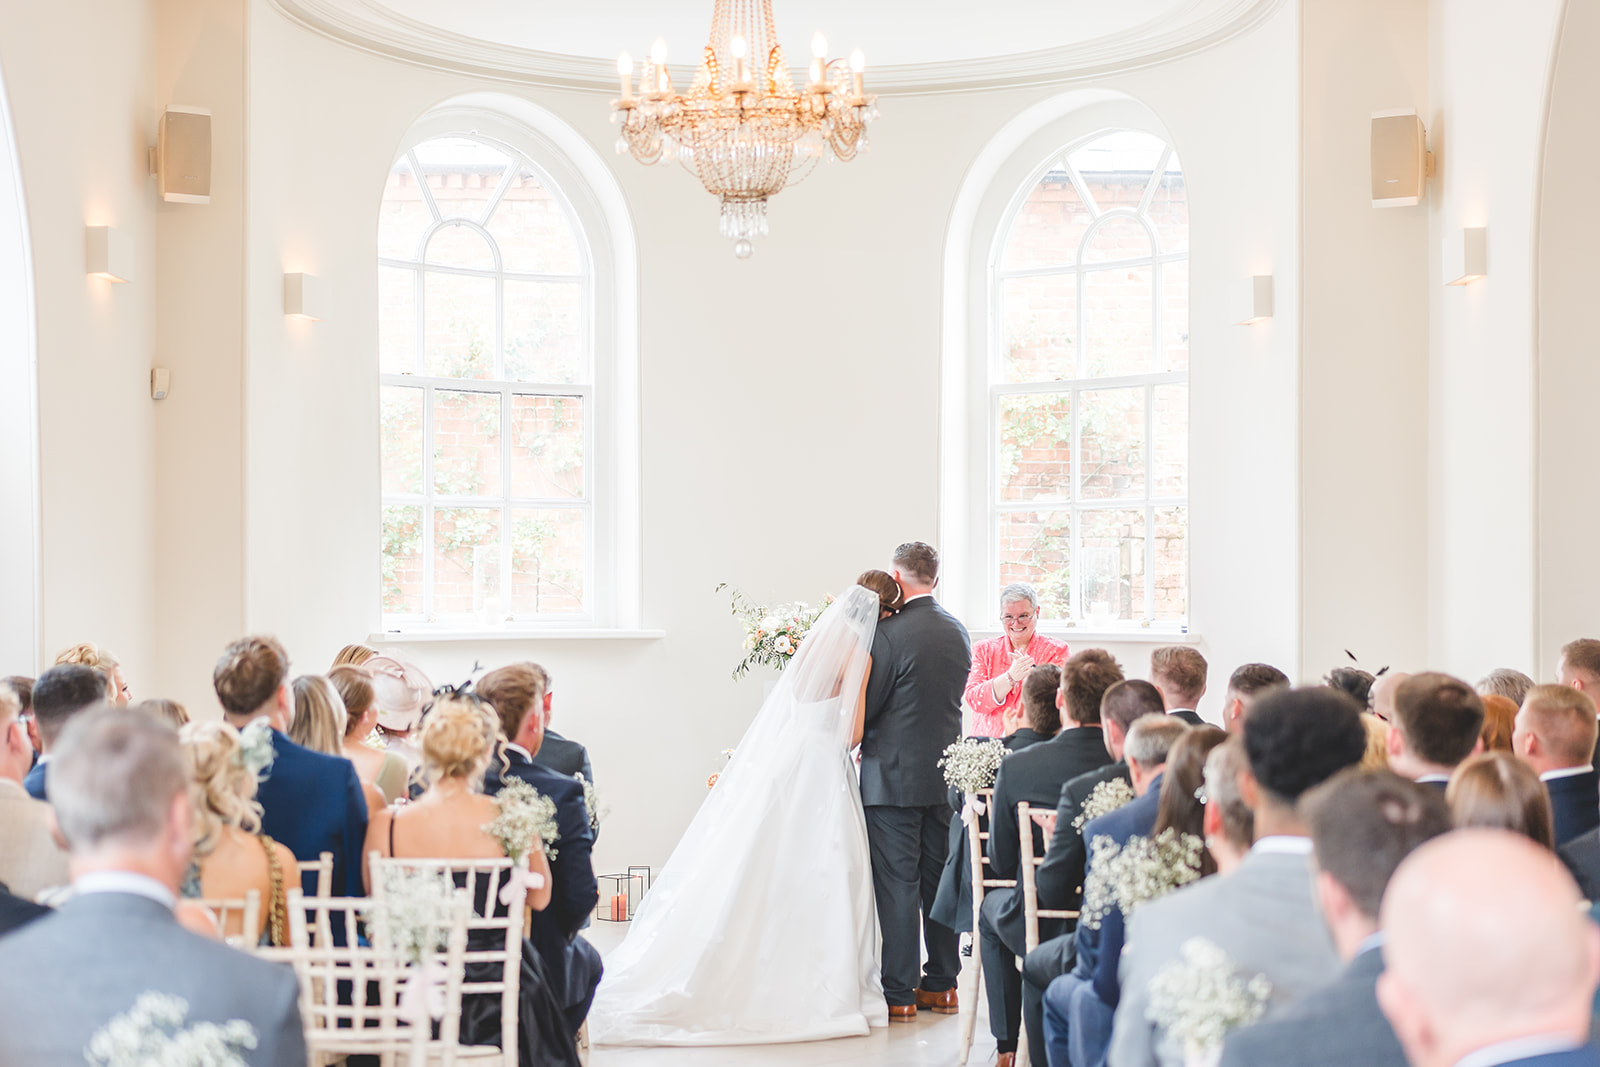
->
[[612, 0, 878, 258]]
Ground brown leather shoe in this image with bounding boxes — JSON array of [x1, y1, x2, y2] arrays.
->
[[888, 1004, 917, 1022], [914, 987, 958, 1014], [995, 1054, 1016, 1067]]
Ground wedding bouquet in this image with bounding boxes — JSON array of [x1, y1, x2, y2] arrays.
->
[[86, 992, 257, 1067], [1079, 828, 1205, 928], [366, 866, 458, 965], [483, 778, 562, 862], [717, 584, 831, 679], [1145, 938, 1272, 1065], [1073, 777, 1137, 832], [938, 738, 1007, 794]]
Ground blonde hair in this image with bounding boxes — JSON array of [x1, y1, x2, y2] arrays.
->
[[289, 675, 348, 756], [55, 642, 119, 672], [332, 644, 377, 668], [419, 694, 499, 785], [329, 665, 376, 738], [1520, 684, 1600, 766], [135, 698, 189, 729], [179, 720, 263, 855], [1360, 713, 1390, 770]]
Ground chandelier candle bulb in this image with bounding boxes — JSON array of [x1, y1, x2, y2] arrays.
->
[[617, 52, 634, 103], [850, 48, 866, 97], [809, 58, 825, 89], [730, 33, 749, 88], [812, 32, 827, 58]]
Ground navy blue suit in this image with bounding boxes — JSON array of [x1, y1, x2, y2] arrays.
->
[[255, 730, 368, 899], [1476, 1049, 1600, 1067], [1043, 773, 1164, 1067], [1546, 768, 1600, 846], [485, 746, 602, 1029], [21, 761, 45, 801]]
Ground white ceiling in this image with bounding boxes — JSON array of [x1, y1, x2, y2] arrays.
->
[[366, 0, 1187, 67]]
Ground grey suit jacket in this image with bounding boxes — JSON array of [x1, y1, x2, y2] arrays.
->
[[861, 597, 972, 808], [1109, 847, 1339, 1067], [1217, 945, 1403, 1067], [0, 891, 304, 1065]]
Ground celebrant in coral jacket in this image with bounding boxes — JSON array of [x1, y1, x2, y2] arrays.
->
[[963, 583, 1069, 738]]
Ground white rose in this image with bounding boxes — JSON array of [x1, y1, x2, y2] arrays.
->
[[759, 615, 782, 632], [775, 635, 794, 655]]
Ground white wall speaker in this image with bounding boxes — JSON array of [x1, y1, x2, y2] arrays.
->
[[1371, 109, 1433, 208], [155, 106, 211, 204]]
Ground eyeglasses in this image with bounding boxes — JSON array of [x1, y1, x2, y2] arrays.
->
[[1001, 613, 1035, 625]]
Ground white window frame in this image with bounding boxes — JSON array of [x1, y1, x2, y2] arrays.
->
[[984, 131, 1189, 634]]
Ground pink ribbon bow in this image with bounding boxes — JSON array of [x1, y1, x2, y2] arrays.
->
[[498, 855, 547, 907], [961, 794, 987, 826], [399, 958, 449, 1026]]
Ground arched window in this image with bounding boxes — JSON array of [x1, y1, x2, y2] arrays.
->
[[990, 130, 1187, 629], [379, 135, 595, 628]]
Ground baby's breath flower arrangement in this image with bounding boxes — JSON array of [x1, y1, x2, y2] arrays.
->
[[1072, 777, 1137, 833], [484, 779, 562, 862], [235, 718, 276, 781], [86, 992, 257, 1066], [366, 866, 457, 965], [1079, 828, 1206, 929], [717, 584, 830, 679], [938, 738, 1007, 795], [574, 772, 606, 834], [1145, 938, 1272, 1065]]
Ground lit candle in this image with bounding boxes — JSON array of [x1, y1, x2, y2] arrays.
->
[[731, 33, 749, 89], [809, 58, 825, 89], [850, 48, 865, 98], [651, 38, 669, 94], [617, 52, 634, 103]]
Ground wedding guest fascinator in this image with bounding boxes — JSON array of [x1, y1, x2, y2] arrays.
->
[[368, 654, 434, 732]]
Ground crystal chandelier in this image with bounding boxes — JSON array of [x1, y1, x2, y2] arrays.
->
[[612, 0, 879, 258]]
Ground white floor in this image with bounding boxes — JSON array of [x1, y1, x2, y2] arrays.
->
[[583, 921, 1000, 1067]]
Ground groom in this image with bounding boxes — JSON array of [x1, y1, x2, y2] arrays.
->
[[862, 541, 973, 1020]]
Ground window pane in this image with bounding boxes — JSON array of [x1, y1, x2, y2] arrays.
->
[[1081, 215, 1152, 264], [432, 389, 502, 497], [381, 385, 424, 495], [1148, 167, 1188, 255], [1001, 274, 1076, 383], [1152, 384, 1187, 497], [1080, 509, 1146, 622], [511, 509, 585, 614], [379, 157, 433, 261], [1082, 264, 1154, 377], [412, 137, 509, 222], [1079, 388, 1146, 500], [432, 507, 502, 617], [423, 272, 495, 379], [1161, 261, 1189, 373], [998, 510, 1071, 617], [1153, 506, 1188, 621], [511, 395, 585, 499], [505, 280, 584, 384], [378, 267, 417, 374], [1001, 166, 1089, 271], [1068, 131, 1165, 215], [381, 505, 423, 617], [489, 168, 583, 276], [999, 394, 1071, 503], [426, 223, 495, 271]]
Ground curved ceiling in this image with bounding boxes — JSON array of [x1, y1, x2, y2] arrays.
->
[[272, 0, 1286, 93]]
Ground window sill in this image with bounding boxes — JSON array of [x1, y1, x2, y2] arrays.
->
[[966, 628, 1198, 645], [369, 629, 666, 643]]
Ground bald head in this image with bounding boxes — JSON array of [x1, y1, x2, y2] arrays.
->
[[1376, 830, 1600, 1067], [1370, 671, 1410, 724]]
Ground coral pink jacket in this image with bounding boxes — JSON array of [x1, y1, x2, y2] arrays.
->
[[963, 632, 1071, 738]]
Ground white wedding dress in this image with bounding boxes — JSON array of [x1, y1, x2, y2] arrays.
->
[[588, 585, 888, 1045]]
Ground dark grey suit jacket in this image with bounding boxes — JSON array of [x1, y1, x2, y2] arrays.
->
[[1033, 761, 1130, 915], [1547, 768, 1600, 846], [0, 891, 304, 1064], [1562, 827, 1600, 900], [533, 728, 594, 785], [861, 597, 972, 808], [1218, 945, 1403, 1067]]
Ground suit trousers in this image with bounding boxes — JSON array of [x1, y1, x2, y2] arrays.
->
[[864, 804, 960, 1005], [979, 888, 1049, 1055]]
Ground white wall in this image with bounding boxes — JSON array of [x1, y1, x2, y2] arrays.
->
[[0, 53, 38, 673]]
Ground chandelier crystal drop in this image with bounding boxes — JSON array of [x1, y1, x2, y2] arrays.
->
[[612, 0, 878, 257]]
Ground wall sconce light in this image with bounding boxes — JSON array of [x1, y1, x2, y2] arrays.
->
[[1235, 275, 1274, 325], [1445, 227, 1487, 286], [86, 226, 130, 283], [283, 272, 322, 320]]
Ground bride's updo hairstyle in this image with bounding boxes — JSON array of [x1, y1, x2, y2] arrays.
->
[[419, 693, 500, 786], [180, 720, 263, 855], [856, 570, 903, 615]]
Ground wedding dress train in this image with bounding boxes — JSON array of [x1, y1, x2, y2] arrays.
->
[[588, 585, 888, 1045]]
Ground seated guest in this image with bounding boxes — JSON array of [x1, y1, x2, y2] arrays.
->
[[330, 664, 409, 804], [0, 883, 46, 936], [179, 721, 298, 945], [1386, 672, 1484, 789], [477, 664, 603, 1033], [1149, 647, 1207, 725], [4, 675, 37, 763], [53, 642, 130, 705], [1220, 663, 1288, 734], [1109, 687, 1367, 1067], [135, 698, 189, 728], [1479, 693, 1518, 752], [963, 583, 1071, 739], [1041, 719, 1208, 1067], [1377, 829, 1600, 1067], [0, 680, 68, 898], [0, 708, 304, 1063], [1219, 770, 1452, 1067], [1513, 684, 1600, 845], [1019, 679, 1167, 1063], [1447, 751, 1555, 848], [25, 663, 107, 800], [213, 636, 367, 898], [1369, 670, 1409, 724], [1478, 666, 1536, 706], [367, 654, 431, 786], [1006, 664, 1063, 750], [1201, 737, 1255, 873], [1327, 666, 1377, 710], [331, 643, 377, 668], [980, 648, 1122, 1062], [1360, 714, 1391, 770], [518, 665, 595, 785], [1558, 639, 1600, 765], [289, 673, 385, 817]]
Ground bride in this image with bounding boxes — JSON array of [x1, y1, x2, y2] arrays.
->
[[588, 578, 901, 1045]]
